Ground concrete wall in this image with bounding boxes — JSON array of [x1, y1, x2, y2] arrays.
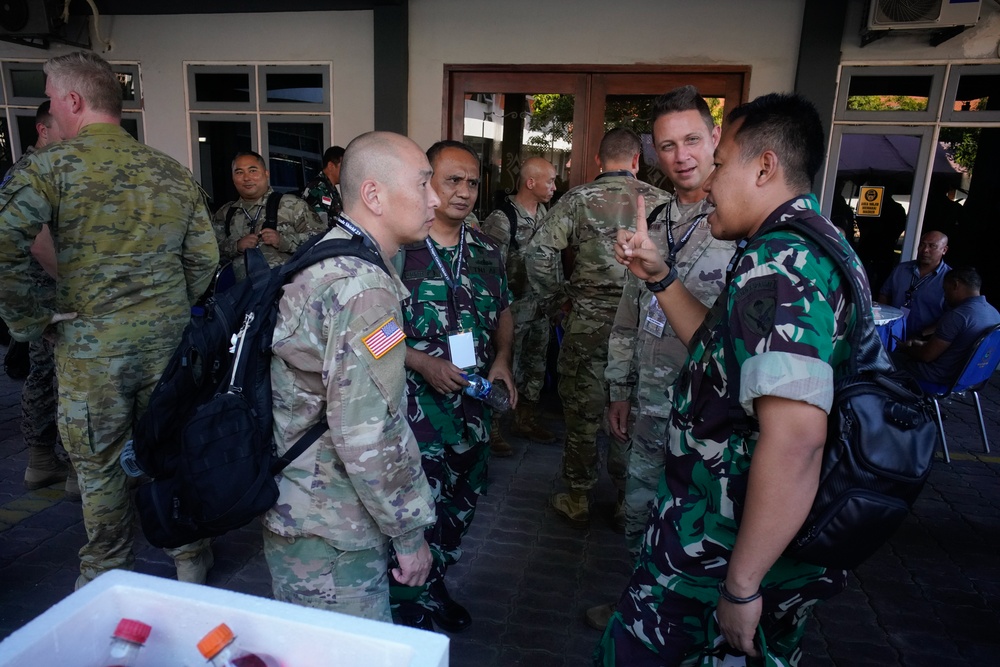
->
[[0, 11, 374, 167], [407, 0, 807, 149]]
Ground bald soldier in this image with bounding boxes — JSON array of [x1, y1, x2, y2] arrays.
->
[[263, 131, 438, 622], [481, 157, 559, 454]]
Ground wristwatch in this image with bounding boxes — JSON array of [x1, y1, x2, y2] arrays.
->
[[645, 266, 678, 293]]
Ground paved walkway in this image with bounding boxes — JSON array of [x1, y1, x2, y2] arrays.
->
[[1, 356, 999, 665]]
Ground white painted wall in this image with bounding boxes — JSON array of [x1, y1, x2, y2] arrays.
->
[[841, 0, 1000, 64], [407, 0, 807, 150], [0, 11, 374, 167]]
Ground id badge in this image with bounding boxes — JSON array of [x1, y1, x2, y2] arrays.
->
[[642, 295, 667, 338], [447, 330, 477, 369]]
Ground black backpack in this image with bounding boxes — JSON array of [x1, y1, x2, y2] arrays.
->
[[127, 231, 389, 549], [725, 212, 939, 570], [223, 191, 283, 237]]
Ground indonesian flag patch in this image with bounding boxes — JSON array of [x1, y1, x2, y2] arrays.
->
[[363, 318, 406, 359]]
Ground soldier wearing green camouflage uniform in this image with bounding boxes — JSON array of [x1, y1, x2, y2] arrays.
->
[[263, 132, 437, 623], [526, 128, 669, 528], [481, 157, 559, 453], [213, 151, 325, 280], [0, 51, 219, 589], [391, 141, 515, 632], [302, 145, 344, 229], [599, 95, 853, 666], [3, 102, 75, 495]]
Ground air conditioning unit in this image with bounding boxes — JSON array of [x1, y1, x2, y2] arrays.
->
[[867, 0, 982, 31], [0, 0, 64, 40]]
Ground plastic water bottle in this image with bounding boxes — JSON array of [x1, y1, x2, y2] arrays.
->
[[197, 623, 278, 667], [463, 373, 511, 413], [101, 618, 151, 667]]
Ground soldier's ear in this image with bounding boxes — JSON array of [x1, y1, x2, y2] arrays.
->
[[360, 179, 382, 215]]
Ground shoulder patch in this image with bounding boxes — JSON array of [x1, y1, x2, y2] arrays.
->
[[362, 317, 406, 359], [736, 276, 777, 338]]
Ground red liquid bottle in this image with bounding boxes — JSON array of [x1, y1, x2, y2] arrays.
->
[[102, 618, 152, 667], [197, 623, 279, 667]]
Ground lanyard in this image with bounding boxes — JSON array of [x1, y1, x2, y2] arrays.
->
[[240, 203, 264, 231], [595, 169, 634, 181], [425, 224, 466, 293], [334, 214, 379, 252], [667, 212, 708, 266], [906, 268, 935, 306]]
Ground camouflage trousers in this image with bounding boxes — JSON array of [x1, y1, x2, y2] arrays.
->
[[557, 317, 626, 492], [623, 412, 670, 563], [262, 527, 391, 622], [512, 308, 550, 403], [55, 348, 206, 582], [20, 336, 58, 450], [595, 583, 829, 666], [389, 435, 490, 616]]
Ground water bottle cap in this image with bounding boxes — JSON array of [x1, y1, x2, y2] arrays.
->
[[113, 618, 151, 645], [197, 623, 235, 659]]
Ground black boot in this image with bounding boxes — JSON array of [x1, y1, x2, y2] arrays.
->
[[429, 579, 471, 632]]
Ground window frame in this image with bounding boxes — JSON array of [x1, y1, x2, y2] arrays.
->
[[942, 64, 1000, 123], [836, 65, 946, 123]]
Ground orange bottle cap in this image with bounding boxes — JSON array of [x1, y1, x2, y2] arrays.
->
[[197, 623, 235, 659]]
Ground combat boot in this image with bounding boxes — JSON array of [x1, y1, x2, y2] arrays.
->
[[24, 446, 69, 490], [550, 490, 589, 528], [585, 602, 616, 631], [175, 548, 214, 585], [489, 429, 513, 457], [509, 400, 557, 443], [612, 489, 626, 534]]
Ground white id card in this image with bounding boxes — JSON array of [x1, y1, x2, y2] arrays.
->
[[448, 330, 477, 369], [643, 295, 667, 338]]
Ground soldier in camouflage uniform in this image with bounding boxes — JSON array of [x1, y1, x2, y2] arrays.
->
[[390, 140, 516, 632], [599, 94, 854, 665], [0, 51, 219, 589], [587, 88, 735, 631], [213, 151, 325, 279], [302, 145, 345, 229], [481, 157, 559, 455], [526, 128, 669, 528], [263, 132, 437, 622], [2, 101, 76, 496]]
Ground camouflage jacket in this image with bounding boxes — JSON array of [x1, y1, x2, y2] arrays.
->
[[0, 123, 218, 352], [4, 145, 54, 292], [481, 197, 548, 323], [621, 197, 858, 653], [525, 173, 669, 323], [397, 225, 511, 450], [212, 189, 325, 272], [302, 174, 343, 229], [605, 196, 733, 415], [264, 224, 436, 554]]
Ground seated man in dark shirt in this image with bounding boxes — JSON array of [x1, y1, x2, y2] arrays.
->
[[895, 267, 1000, 385]]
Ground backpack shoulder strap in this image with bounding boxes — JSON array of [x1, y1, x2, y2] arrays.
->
[[647, 201, 670, 226], [498, 196, 520, 251], [262, 191, 283, 231], [223, 203, 239, 237]]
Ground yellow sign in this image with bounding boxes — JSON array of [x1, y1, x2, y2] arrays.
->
[[856, 186, 884, 217]]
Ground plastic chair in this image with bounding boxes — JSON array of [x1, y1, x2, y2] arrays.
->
[[916, 323, 1000, 463]]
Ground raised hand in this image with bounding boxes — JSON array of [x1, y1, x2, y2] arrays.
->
[[615, 196, 670, 282]]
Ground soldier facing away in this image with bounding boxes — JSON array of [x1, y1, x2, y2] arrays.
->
[[302, 144, 345, 228]]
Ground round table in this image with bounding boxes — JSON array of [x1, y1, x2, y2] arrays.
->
[[872, 303, 905, 351]]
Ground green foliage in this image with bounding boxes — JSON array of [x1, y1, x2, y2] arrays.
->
[[846, 95, 927, 112], [940, 127, 979, 172]]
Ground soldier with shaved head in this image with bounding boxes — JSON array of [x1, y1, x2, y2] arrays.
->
[[263, 131, 438, 622], [481, 156, 559, 454]]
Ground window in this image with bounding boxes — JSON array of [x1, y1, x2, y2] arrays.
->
[[824, 64, 1000, 300], [186, 63, 332, 211], [0, 59, 144, 164]]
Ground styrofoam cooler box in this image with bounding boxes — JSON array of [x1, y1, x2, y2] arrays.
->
[[0, 570, 449, 666]]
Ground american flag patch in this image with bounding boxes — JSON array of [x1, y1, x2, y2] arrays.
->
[[363, 318, 406, 359]]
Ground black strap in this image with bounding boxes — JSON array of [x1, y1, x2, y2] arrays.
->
[[498, 196, 520, 251], [271, 419, 329, 474], [224, 191, 283, 237]]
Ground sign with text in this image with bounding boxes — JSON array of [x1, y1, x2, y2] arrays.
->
[[856, 186, 884, 217]]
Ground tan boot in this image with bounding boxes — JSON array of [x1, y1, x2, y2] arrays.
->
[[509, 400, 557, 443], [550, 490, 590, 528], [176, 548, 214, 585], [24, 446, 69, 490], [584, 602, 616, 631], [489, 428, 513, 457]]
